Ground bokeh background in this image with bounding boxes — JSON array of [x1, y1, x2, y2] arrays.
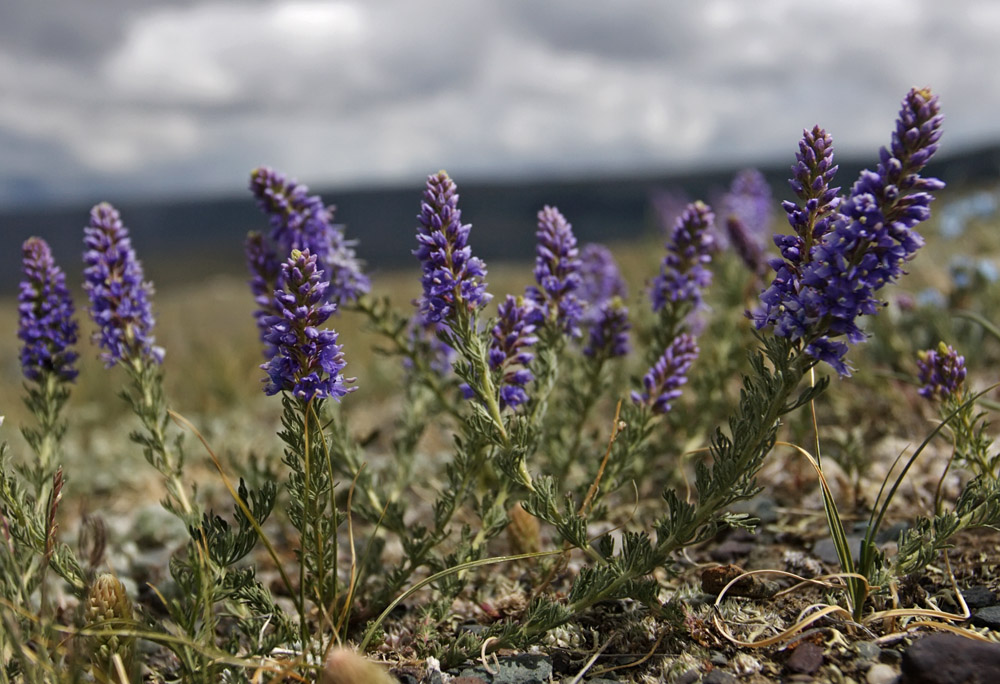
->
[[3, 0, 1000, 446]]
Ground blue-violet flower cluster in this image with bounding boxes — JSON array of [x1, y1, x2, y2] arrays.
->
[[754, 88, 944, 376], [917, 342, 966, 401], [414, 171, 490, 325], [721, 169, 773, 275], [489, 296, 542, 409], [650, 201, 716, 312], [577, 243, 627, 324], [248, 167, 369, 319], [18, 238, 79, 383], [83, 202, 163, 367], [583, 298, 630, 360], [526, 206, 583, 337], [631, 333, 699, 415], [260, 249, 356, 401]]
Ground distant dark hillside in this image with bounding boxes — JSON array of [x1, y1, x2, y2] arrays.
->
[[2, 142, 998, 295]]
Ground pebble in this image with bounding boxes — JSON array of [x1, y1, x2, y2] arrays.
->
[[866, 663, 898, 684], [703, 670, 737, 684], [900, 632, 1000, 683], [961, 585, 996, 609], [854, 640, 881, 661], [880, 648, 903, 665], [674, 670, 699, 684], [972, 604, 1000, 630], [453, 654, 552, 684], [785, 642, 824, 674]]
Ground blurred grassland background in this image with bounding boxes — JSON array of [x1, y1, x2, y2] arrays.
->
[[2, 179, 1000, 513]]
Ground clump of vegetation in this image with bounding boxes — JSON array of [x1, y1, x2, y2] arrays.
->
[[3, 86, 999, 682]]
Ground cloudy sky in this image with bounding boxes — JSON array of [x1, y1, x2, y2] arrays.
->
[[3, 0, 999, 208]]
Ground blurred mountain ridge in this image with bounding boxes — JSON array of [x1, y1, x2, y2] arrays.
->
[[2, 142, 999, 295]]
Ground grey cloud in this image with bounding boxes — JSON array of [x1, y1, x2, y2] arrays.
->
[[1, 0, 999, 208]]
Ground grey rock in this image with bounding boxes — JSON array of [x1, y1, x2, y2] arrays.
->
[[880, 649, 903, 665], [674, 670, 700, 684], [962, 585, 996, 609], [786, 642, 824, 674], [703, 670, 737, 684], [854, 640, 882, 660], [455, 654, 552, 684], [813, 535, 863, 565], [901, 632, 1000, 683], [972, 604, 1000, 630]]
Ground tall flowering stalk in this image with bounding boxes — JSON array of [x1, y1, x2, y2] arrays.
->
[[577, 243, 627, 326], [526, 206, 583, 337], [755, 88, 944, 375], [720, 169, 773, 276], [247, 167, 369, 354], [414, 171, 491, 326], [17, 237, 78, 497], [260, 249, 358, 651], [82, 202, 193, 519], [260, 249, 356, 401], [916, 343, 994, 479], [650, 201, 716, 327], [83, 203, 163, 366]]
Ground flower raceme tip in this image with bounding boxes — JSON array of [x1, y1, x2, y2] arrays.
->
[[260, 249, 357, 402], [18, 237, 79, 383], [83, 202, 163, 367]]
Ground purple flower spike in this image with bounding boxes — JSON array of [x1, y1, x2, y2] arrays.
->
[[721, 169, 773, 275], [631, 333, 699, 415], [83, 202, 163, 367], [917, 342, 966, 400], [414, 170, 491, 325], [526, 206, 583, 336], [783, 125, 841, 248], [488, 295, 542, 409], [650, 201, 716, 312], [583, 298, 630, 360], [249, 166, 369, 307], [260, 249, 356, 401], [18, 238, 79, 383], [755, 88, 944, 376], [578, 243, 627, 324]]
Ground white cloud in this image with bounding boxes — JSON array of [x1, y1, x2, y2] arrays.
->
[[1, 0, 999, 205]]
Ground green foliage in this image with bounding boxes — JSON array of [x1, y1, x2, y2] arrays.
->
[[5, 187, 1000, 680]]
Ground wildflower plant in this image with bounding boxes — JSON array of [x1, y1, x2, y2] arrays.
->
[[6, 86, 1000, 682], [17, 238, 78, 497]]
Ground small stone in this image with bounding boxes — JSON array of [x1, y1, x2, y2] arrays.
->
[[963, 585, 997, 610], [701, 565, 777, 599], [866, 663, 898, 684], [674, 670, 700, 684], [709, 651, 728, 666], [455, 654, 552, 684], [901, 632, 1000, 683], [813, 535, 863, 565], [854, 641, 882, 660], [450, 678, 488, 684], [785, 642, 823, 674], [972, 604, 1000, 630], [703, 670, 737, 684], [880, 649, 902, 665]]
